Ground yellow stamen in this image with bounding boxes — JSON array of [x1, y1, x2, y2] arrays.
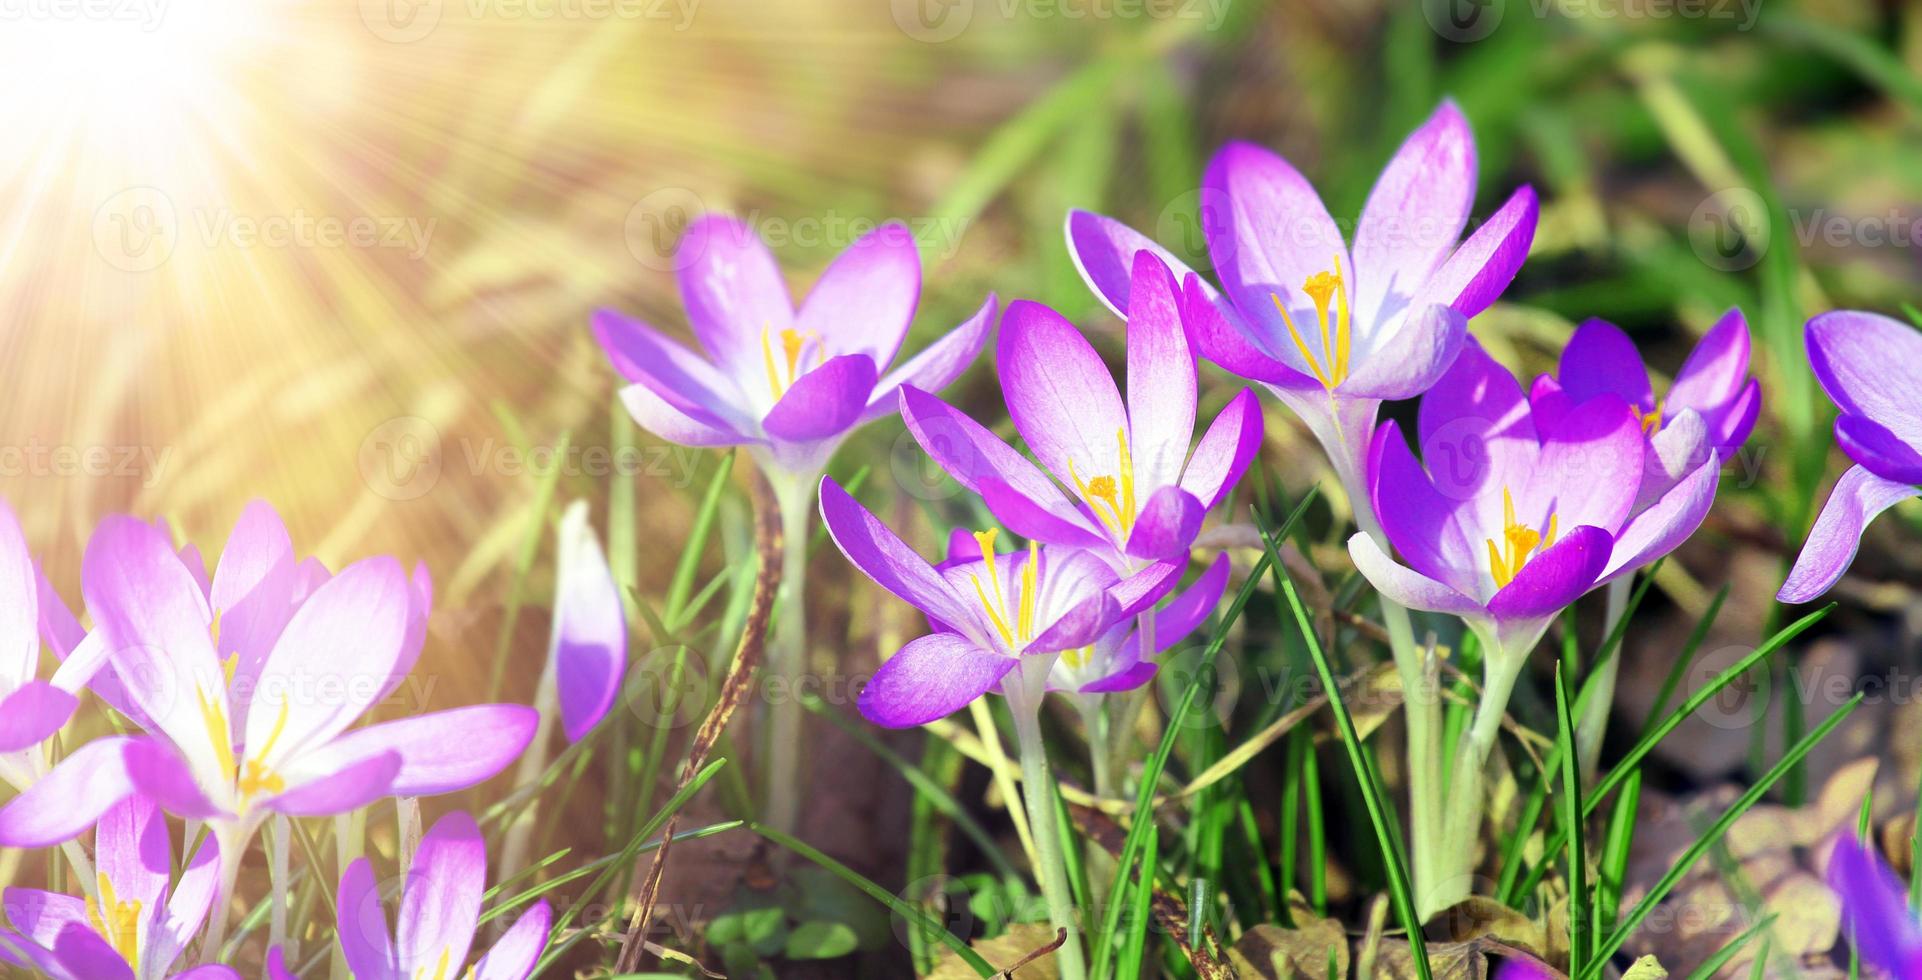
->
[[1066, 429, 1138, 536], [1640, 397, 1665, 435], [1016, 541, 1039, 643], [759, 325, 822, 400], [414, 946, 450, 980], [238, 701, 292, 804], [969, 529, 1015, 646], [86, 872, 142, 969], [967, 530, 1042, 648], [1269, 256, 1353, 391], [1484, 487, 1550, 588], [195, 686, 238, 787], [1062, 645, 1091, 670]]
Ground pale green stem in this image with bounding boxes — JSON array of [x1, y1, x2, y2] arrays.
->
[[764, 471, 815, 835], [330, 810, 365, 980], [200, 820, 254, 965], [499, 653, 560, 879], [1577, 578, 1632, 784], [269, 815, 291, 962], [1005, 659, 1087, 980], [1075, 694, 1119, 900], [396, 796, 421, 873], [1434, 632, 1529, 913]]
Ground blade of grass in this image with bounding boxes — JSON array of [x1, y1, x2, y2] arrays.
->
[[1682, 913, 1779, 980], [1555, 661, 1589, 975], [663, 451, 734, 627], [1115, 823, 1159, 979], [486, 431, 570, 701]]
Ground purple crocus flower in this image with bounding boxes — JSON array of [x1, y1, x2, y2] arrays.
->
[[1065, 102, 1537, 519], [0, 498, 91, 790], [1828, 832, 1922, 976], [1347, 341, 1719, 659], [819, 478, 1180, 728], [593, 215, 996, 479], [1493, 959, 1558, 980], [268, 811, 552, 980], [0, 509, 537, 848], [938, 530, 1231, 694], [901, 252, 1263, 570], [549, 500, 626, 742], [1780, 311, 1922, 603], [0, 796, 236, 980], [1531, 311, 1759, 505]]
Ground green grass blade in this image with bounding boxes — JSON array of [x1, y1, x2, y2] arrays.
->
[[1555, 661, 1589, 975], [663, 450, 734, 628]]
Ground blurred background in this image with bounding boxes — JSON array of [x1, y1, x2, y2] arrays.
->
[[7, 0, 1922, 971]]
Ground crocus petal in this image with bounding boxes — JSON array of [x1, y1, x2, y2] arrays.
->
[[1829, 833, 1922, 976], [1493, 958, 1558, 980], [396, 812, 486, 977], [796, 222, 921, 370], [209, 500, 299, 727], [473, 900, 552, 980], [591, 308, 750, 430], [123, 738, 227, 820], [1779, 465, 1920, 603], [83, 516, 229, 785], [1518, 393, 1642, 536], [1420, 184, 1538, 319], [1636, 408, 1711, 511], [899, 386, 1095, 542], [1028, 592, 1121, 654], [0, 681, 75, 753], [1602, 452, 1718, 585], [2, 889, 88, 949], [36, 567, 84, 660], [247, 555, 412, 769], [1124, 251, 1198, 493], [997, 300, 1129, 490], [1150, 554, 1232, 654], [1124, 487, 1204, 562], [819, 477, 977, 635], [95, 795, 170, 910], [1348, 533, 1483, 618], [48, 923, 134, 980], [1338, 303, 1467, 400], [978, 479, 1108, 549], [1416, 339, 1537, 509], [1837, 414, 1922, 484], [174, 965, 245, 979], [1178, 389, 1265, 511], [1107, 559, 1185, 619], [858, 633, 1013, 728], [617, 381, 756, 448], [1370, 420, 1477, 596], [1352, 101, 1476, 331], [0, 501, 37, 690], [1079, 661, 1157, 694], [1179, 273, 1318, 389], [1064, 209, 1201, 318], [1486, 525, 1611, 620], [157, 832, 221, 970], [1807, 310, 1922, 440], [264, 752, 403, 817], [1557, 319, 1653, 409], [1201, 140, 1350, 373], [1668, 308, 1752, 420], [861, 294, 998, 424], [1715, 378, 1762, 453], [336, 858, 401, 980], [289, 705, 538, 798], [552, 502, 627, 742], [0, 736, 138, 847], [676, 214, 795, 380], [761, 354, 879, 442]]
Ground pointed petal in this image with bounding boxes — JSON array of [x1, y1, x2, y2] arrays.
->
[[1635, 408, 1711, 511], [0, 681, 75, 753], [1668, 308, 1753, 423], [1028, 591, 1120, 654], [761, 354, 878, 442], [1352, 101, 1476, 331], [1779, 466, 1919, 603], [617, 382, 756, 448], [95, 795, 170, 910], [1149, 554, 1232, 655], [1348, 532, 1483, 618], [795, 222, 921, 370], [898, 386, 1093, 542], [473, 900, 551, 980], [1064, 210, 1201, 319], [1178, 389, 1265, 510], [335, 858, 400, 979], [264, 752, 403, 817], [1557, 319, 1653, 409], [48, 923, 134, 980], [396, 812, 485, 976], [552, 502, 627, 742], [1, 889, 88, 949], [1107, 559, 1185, 619], [248, 556, 412, 769], [1338, 302, 1467, 400], [1179, 273, 1318, 389], [1519, 393, 1643, 535], [0, 500, 38, 690], [210, 500, 299, 727], [818, 477, 976, 633], [862, 294, 997, 424], [1420, 184, 1538, 319], [287, 705, 538, 798], [858, 633, 1013, 728], [1123, 487, 1204, 562], [1807, 309, 1922, 439], [1370, 420, 1477, 596], [0, 737, 139, 846], [676, 214, 794, 380], [157, 831, 221, 969], [1486, 525, 1611, 620], [1837, 414, 1922, 484], [591, 308, 749, 430], [1416, 339, 1538, 513], [1829, 833, 1922, 977], [1602, 453, 1718, 585], [124, 738, 227, 820], [997, 300, 1129, 491], [1124, 252, 1197, 493], [977, 479, 1108, 549]]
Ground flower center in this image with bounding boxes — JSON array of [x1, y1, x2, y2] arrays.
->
[[195, 685, 291, 808], [968, 528, 1039, 648], [1270, 256, 1352, 391], [1484, 487, 1557, 589], [760, 324, 821, 400], [1639, 397, 1665, 435], [85, 872, 142, 970], [1066, 428, 1137, 537]]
